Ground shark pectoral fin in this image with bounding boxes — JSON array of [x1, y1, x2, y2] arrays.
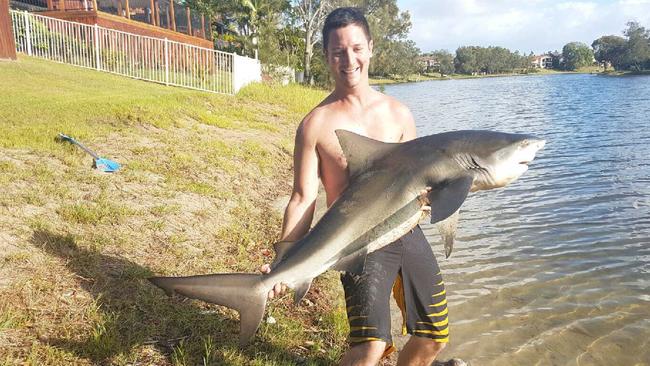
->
[[436, 210, 459, 258], [332, 249, 368, 275], [428, 176, 473, 224], [271, 240, 296, 269], [335, 130, 396, 178], [292, 278, 313, 304]]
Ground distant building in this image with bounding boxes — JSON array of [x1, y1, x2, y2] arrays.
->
[[418, 55, 439, 72], [531, 54, 553, 69]]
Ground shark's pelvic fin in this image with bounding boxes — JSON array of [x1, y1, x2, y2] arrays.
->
[[293, 278, 313, 304], [332, 248, 368, 274], [148, 273, 267, 346], [335, 130, 396, 178], [428, 176, 472, 224], [437, 210, 459, 258]]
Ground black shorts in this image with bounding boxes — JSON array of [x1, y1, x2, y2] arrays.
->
[[341, 226, 449, 349]]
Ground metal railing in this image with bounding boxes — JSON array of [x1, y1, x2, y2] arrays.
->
[[10, 10, 261, 94]]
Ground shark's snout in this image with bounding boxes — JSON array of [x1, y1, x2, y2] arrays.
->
[[529, 138, 546, 152], [517, 138, 546, 165]]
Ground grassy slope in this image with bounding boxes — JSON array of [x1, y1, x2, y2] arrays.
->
[[0, 56, 349, 365]]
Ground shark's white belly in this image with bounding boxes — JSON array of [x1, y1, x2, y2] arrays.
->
[[365, 209, 428, 253]]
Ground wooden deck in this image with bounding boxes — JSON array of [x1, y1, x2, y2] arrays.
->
[[11, 0, 213, 49], [1, 0, 17, 60], [41, 9, 212, 49]]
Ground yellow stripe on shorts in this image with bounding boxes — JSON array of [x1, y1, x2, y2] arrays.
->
[[417, 317, 449, 327], [347, 315, 367, 322], [427, 307, 449, 317], [429, 298, 447, 307], [431, 289, 446, 297], [349, 336, 383, 343], [414, 327, 449, 336], [346, 304, 359, 312], [349, 326, 377, 331]]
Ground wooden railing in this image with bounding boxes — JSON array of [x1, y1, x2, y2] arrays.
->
[[12, 0, 210, 40], [10, 10, 260, 94]]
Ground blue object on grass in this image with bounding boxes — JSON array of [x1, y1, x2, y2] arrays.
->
[[58, 133, 121, 173]]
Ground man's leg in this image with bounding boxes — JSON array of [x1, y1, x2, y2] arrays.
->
[[395, 226, 452, 364], [339, 240, 403, 366], [397, 336, 445, 366], [339, 341, 387, 366]]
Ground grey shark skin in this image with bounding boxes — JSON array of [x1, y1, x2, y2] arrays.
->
[[149, 130, 545, 345]]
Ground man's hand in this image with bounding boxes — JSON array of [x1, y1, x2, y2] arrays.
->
[[259, 263, 288, 299], [420, 187, 432, 212]]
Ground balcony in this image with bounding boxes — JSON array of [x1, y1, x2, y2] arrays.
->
[[10, 0, 213, 49]]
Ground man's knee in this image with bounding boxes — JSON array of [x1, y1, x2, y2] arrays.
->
[[339, 340, 387, 366], [397, 336, 447, 365], [415, 336, 446, 355], [431, 339, 447, 350]]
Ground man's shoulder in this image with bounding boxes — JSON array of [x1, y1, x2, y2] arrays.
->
[[372, 90, 412, 117], [301, 92, 344, 127], [296, 99, 339, 143], [299, 105, 329, 132]]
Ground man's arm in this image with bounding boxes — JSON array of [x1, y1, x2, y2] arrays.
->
[[262, 117, 320, 299], [280, 120, 320, 241]]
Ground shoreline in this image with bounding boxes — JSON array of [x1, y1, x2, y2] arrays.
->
[[369, 67, 613, 86]]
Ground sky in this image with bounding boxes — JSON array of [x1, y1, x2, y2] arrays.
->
[[396, 0, 650, 55]]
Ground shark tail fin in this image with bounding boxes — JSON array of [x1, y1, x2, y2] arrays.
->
[[149, 273, 267, 346]]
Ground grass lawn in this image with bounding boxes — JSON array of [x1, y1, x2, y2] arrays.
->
[[0, 55, 350, 365]]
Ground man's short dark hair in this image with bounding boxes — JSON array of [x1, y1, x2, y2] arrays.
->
[[322, 7, 372, 50]]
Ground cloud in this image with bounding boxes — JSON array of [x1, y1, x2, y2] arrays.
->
[[399, 0, 650, 54]]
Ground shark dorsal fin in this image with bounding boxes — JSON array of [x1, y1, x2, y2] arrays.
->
[[335, 130, 396, 178]]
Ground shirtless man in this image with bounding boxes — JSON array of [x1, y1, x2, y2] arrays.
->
[[262, 7, 453, 366]]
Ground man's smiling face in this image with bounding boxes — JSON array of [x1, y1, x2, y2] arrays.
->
[[325, 24, 373, 89]]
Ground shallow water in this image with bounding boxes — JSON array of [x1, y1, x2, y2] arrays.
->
[[382, 74, 650, 365]]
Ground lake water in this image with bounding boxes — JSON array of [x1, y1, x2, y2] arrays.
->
[[382, 74, 650, 365]]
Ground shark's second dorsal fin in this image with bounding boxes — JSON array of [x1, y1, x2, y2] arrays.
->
[[335, 130, 396, 178]]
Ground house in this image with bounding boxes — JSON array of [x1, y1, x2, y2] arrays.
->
[[531, 54, 553, 69], [417, 54, 439, 72], [10, 0, 213, 49]]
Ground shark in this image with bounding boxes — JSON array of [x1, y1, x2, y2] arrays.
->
[[149, 130, 546, 345]]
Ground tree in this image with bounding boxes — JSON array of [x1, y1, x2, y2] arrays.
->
[[454, 46, 478, 74], [372, 39, 420, 77], [187, 0, 289, 57], [454, 46, 528, 74], [561, 42, 594, 70], [621, 21, 650, 71], [258, 18, 304, 68], [339, 0, 416, 77], [592, 35, 626, 70], [292, 0, 334, 84]]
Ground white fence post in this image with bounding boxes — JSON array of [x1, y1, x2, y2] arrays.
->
[[94, 23, 101, 70], [23, 11, 32, 56], [232, 53, 237, 94], [232, 53, 262, 93], [164, 37, 169, 86]]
